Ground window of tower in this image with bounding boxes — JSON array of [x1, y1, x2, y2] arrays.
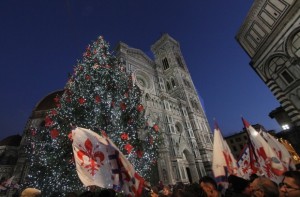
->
[[166, 81, 171, 91], [162, 58, 170, 70], [171, 78, 176, 87], [176, 56, 184, 69], [184, 79, 191, 88], [175, 125, 180, 133]]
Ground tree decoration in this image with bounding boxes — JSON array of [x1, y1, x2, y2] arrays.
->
[[85, 75, 91, 80], [120, 102, 126, 111], [65, 97, 71, 103], [153, 124, 159, 132], [31, 128, 37, 136], [51, 110, 57, 116], [136, 150, 144, 158], [44, 116, 53, 127], [78, 97, 86, 104], [95, 95, 101, 103], [50, 129, 59, 139], [137, 104, 144, 112], [25, 35, 160, 195], [121, 132, 129, 140], [93, 64, 99, 69], [54, 96, 60, 103], [68, 132, 73, 141], [124, 143, 133, 154]]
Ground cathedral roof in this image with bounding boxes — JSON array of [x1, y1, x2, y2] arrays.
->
[[34, 90, 64, 111], [0, 134, 22, 146]]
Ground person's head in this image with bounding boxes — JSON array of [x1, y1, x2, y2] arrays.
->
[[162, 185, 171, 196], [250, 177, 279, 197], [20, 188, 41, 197], [65, 192, 78, 197], [279, 170, 300, 197], [199, 176, 218, 197], [295, 163, 300, 171], [228, 175, 251, 196], [150, 186, 159, 197], [250, 173, 259, 182]]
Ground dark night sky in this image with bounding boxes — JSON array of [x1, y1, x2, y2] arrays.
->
[[0, 0, 281, 140]]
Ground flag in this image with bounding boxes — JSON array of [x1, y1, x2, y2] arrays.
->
[[0, 176, 19, 191], [212, 123, 241, 183], [3, 176, 14, 187], [237, 144, 259, 180], [261, 131, 295, 170], [72, 127, 145, 197], [242, 118, 285, 182]]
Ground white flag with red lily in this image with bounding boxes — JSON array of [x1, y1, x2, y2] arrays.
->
[[212, 123, 241, 183], [237, 143, 260, 180], [3, 176, 14, 187], [72, 127, 145, 197], [261, 131, 295, 170], [242, 118, 285, 183]]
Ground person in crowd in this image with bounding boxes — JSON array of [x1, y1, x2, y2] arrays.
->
[[158, 180, 164, 191], [199, 176, 222, 197], [184, 182, 205, 197], [150, 186, 159, 197], [65, 192, 78, 197], [295, 163, 300, 171], [78, 191, 94, 197], [250, 173, 259, 182], [279, 170, 300, 197], [161, 185, 172, 197], [20, 188, 41, 197], [226, 175, 251, 197], [250, 177, 279, 197]]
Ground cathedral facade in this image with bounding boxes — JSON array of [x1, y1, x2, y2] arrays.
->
[[0, 34, 213, 196], [115, 34, 213, 184]]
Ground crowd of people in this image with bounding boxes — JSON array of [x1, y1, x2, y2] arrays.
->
[[17, 170, 300, 197]]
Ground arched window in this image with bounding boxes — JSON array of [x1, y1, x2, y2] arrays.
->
[[176, 56, 184, 68], [267, 56, 294, 84], [166, 82, 171, 91], [162, 58, 169, 70], [145, 93, 150, 100], [171, 78, 176, 87], [291, 31, 300, 57]]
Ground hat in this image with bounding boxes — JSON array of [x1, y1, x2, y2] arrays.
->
[[228, 175, 250, 193], [21, 188, 41, 197]]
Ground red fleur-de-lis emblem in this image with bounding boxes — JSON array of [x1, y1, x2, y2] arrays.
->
[[77, 138, 105, 176]]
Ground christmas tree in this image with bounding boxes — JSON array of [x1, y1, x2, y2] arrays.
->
[[25, 36, 160, 195]]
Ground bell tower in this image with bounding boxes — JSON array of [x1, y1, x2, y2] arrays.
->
[[152, 34, 213, 179]]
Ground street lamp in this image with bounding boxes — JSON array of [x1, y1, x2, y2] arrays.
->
[[282, 124, 289, 130]]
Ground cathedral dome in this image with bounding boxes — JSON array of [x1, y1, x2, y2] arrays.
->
[[0, 134, 22, 146], [34, 90, 64, 111]]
